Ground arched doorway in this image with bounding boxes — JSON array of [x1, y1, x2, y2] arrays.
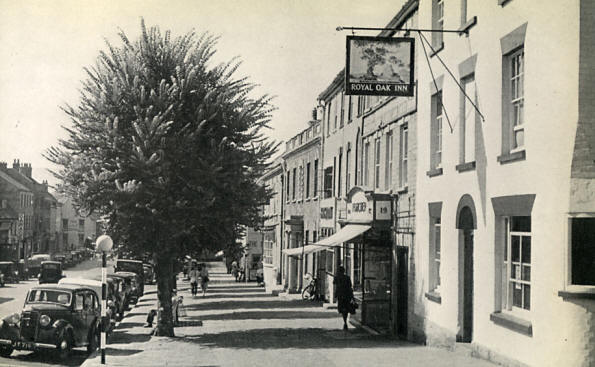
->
[[456, 195, 477, 343]]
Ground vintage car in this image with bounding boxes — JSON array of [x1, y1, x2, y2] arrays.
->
[[113, 271, 142, 304], [143, 263, 155, 285], [57, 278, 116, 325], [106, 273, 133, 311], [115, 259, 145, 296], [0, 284, 100, 359], [0, 262, 19, 285], [92, 276, 126, 320], [38, 261, 64, 284], [52, 254, 67, 267], [26, 254, 52, 279]]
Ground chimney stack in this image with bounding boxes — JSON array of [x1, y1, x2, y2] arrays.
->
[[0, 162, 6, 170], [21, 163, 32, 178], [12, 159, 20, 170]]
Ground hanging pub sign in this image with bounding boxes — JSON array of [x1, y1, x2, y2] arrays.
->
[[345, 36, 415, 96]]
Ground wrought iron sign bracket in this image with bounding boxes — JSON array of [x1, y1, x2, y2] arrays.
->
[[336, 26, 468, 36]]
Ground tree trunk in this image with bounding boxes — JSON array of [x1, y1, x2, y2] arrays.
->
[[154, 253, 175, 336]]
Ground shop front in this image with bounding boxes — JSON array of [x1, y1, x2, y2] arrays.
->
[[343, 187, 393, 333]]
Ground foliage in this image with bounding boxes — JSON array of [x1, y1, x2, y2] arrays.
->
[[45, 19, 278, 335]]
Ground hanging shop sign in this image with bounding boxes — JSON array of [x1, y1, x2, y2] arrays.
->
[[345, 36, 415, 96], [346, 187, 392, 224]]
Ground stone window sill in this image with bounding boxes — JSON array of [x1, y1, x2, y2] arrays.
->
[[558, 290, 595, 300], [458, 16, 477, 36], [490, 312, 532, 337], [426, 168, 443, 177], [456, 161, 476, 172], [497, 150, 526, 164], [430, 43, 444, 58], [425, 291, 442, 304]]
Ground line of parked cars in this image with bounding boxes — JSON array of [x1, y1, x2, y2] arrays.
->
[[0, 257, 153, 360]]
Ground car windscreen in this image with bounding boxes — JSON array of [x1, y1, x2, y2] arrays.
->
[[117, 262, 142, 273], [42, 263, 60, 270], [27, 290, 71, 305]]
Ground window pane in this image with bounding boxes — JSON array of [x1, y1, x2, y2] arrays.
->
[[511, 216, 531, 232], [522, 236, 531, 263], [571, 218, 595, 285], [513, 284, 522, 307], [511, 264, 520, 279], [511, 236, 520, 262], [522, 265, 531, 281], [523, 284, 530, 310]]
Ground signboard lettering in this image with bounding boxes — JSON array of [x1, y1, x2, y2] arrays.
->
[[345, 36, 415, 96]]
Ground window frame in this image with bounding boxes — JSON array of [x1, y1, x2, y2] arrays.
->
[[509, 49, 525, 153], [374, 138, 381, 189], [385, 131, 393, 190], [399, 123, 409, 188], [566, 215, 595, 289], [502, 216, 532, 317]]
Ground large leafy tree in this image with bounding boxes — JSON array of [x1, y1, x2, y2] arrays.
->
[[46, 20, 277, 336]]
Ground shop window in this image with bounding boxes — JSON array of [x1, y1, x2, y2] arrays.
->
[[399, 124, 408, 187], [570, 218, 595, 286], [503, 216, 531, 311]]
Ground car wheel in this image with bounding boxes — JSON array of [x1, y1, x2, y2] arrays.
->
[[0, 346, 13, 357], [57, 333, 73, 360], [87, 326, 99, 353]]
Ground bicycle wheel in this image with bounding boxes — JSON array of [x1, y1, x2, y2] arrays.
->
[[302, 284, 313, 300]]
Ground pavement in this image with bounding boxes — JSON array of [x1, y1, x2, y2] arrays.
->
[[82, 262, 496, 367]]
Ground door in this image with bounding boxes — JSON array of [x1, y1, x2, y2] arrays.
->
[[395, 246, 408, 338], [462, 229, 474, 342]]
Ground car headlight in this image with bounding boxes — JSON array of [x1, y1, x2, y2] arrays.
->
[[39, 314, 51, 327], [0, 320, 4, 328], [7, 313, 20, 325], [14, 271, 18, 276]]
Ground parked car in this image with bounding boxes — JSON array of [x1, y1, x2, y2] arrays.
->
[[38, 261, 64, 284], [92, 276, 126, 320], [0, 262, 19, 285], [114, 271, 142, 304], [0, 284, 100, 359], [106, 273, 133, 312], [143, 263, 155, 285], [52, 254, 67, 267], [26, 254, 51, 279], [115, 259, 145, 296], [57, 278, 116, 325]]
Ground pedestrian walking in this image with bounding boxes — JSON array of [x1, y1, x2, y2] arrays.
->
[[333, 265, 354, 330], [231, 260, 239, 282], [199, 263, 209, 297], [189, 265, 199, 296]]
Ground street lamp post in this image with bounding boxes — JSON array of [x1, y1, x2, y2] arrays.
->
[[95, 235, 113, 365]]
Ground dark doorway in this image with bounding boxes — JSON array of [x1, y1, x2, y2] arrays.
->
[[459, 206, 474, 343], [395, 246, 408, 338]]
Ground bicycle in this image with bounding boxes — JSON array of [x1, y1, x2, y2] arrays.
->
[[302, 274, 318, 300]]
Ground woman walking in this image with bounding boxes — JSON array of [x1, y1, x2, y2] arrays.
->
[[189, 265, 199, 296], [199, 263, 210, 297], [334, 266, 354, 330]]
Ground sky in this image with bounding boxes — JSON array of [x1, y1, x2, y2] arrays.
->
[[0, 0, 404, 185]]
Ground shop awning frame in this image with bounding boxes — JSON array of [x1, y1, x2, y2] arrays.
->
[[282, 224, 371, 258]]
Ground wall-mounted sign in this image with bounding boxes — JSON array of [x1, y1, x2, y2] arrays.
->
[[346, 187, 393, 224], [345, 36, 415, 96], [375, 201, 392, 221], [320, 207, 334, 220]]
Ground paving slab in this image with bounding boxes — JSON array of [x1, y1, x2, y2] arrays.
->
[[82, 261, 496, 367]]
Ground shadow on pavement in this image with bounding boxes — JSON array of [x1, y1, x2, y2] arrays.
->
[[188, 310, 337, 321], [104, 347, 144, 357], [108, 331, 152, 344], [181, 327, 394, 349], [184, 300, 322, 311], [0, 297, 14, 305], [9, 349, 89, 366]]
